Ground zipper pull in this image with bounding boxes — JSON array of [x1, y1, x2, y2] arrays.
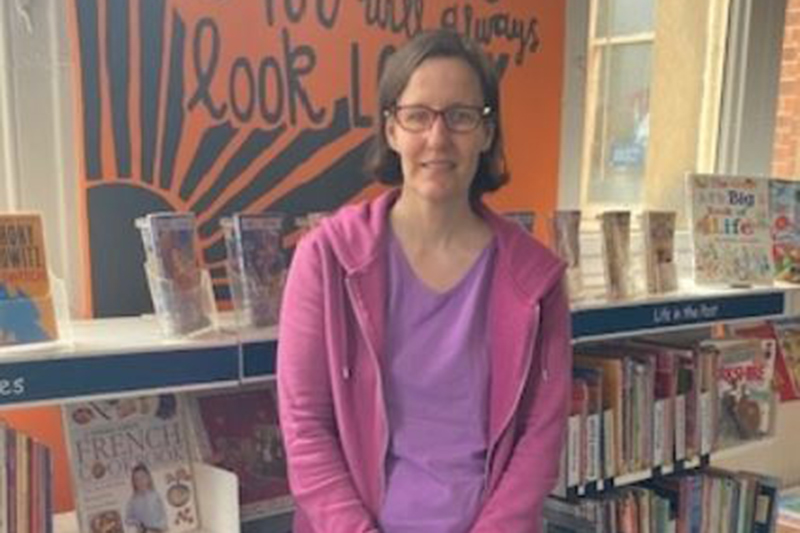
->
[[342, 366, 351, 380]]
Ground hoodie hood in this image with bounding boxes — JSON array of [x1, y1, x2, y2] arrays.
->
[[320, 189, 566, 304]]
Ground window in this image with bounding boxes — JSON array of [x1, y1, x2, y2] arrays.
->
[[582, 0, 655, 207], [562, 0, 787, 216]]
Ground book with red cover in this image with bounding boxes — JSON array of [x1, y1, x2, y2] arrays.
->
[[187, 383, 292, 521]]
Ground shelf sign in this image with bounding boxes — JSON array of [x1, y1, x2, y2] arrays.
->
[[0, 346, 239, 406], [572, 291, 786, 339]]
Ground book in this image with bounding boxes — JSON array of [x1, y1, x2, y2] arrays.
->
[[771, 317, 800, 401], [0, 213, 58, 347], [137, 213, 213, 336], [701, 338, 776, 450], [63, 394, 201, 533], [732, 320, 799, 402], [769, 178, 800, 283], [599, 211, 631, 300], [186, 382, 292, 521], [550, 210, 583, 301], [641, 210, 678, 294], [503, 210, 536, 233], [222, 213, 289, 329], [687, 173, 773, 286]]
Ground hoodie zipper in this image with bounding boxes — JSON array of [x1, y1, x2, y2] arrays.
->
[[344, 277, 389, 505], [483, 304, 542, 492]]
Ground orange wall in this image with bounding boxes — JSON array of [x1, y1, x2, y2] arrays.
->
[[10, 0, 565, 513]]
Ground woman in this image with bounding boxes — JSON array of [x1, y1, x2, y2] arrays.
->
[[125, 463, 168, 533], [277, 29, 571, 533]]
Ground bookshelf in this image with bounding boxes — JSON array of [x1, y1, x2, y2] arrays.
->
[[3, 286, 798, 531]]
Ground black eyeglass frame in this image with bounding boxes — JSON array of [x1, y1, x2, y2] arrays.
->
[[384, 104, 494, 133]]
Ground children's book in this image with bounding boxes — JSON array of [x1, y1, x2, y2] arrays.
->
[[550, 210, 583, 301], [599, 211, 631, 300], [641, 210, 678, 294], [687, 173, 773, 286], [771, 317, 800, 401], [137, 213, 212, 336], [186, 382, 292, 521], [503, 210, 536, 234], [63, 394, 201, 533], [700, 338, 776, 449], [0, 213, 58, 347], [769, 178, 800, 283], [222, 213, 288, 329]]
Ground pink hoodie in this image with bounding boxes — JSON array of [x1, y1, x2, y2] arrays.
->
[[277, 190, 572, 533]]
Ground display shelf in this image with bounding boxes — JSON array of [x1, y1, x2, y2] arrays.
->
[[571, 284, 800, 342], [559, 455, 706, 500], [558, 437, 778, 500], [236, 326, 278, 383], [0, 316, 241, 408]]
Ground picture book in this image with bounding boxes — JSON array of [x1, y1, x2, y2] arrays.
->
[[641, 210, 678, 294], [550, 210, 582, 301], [599, 211, 631, 300], [186, 382, 292, 521], [0, 213, 58, 347], [503, 210, 536, 233], [222, 213, 288, 329], [769, 178, 800, 283], [63, 394, 201, 533], [769, 317, 800, 401], [687, 173, 773, 286], [700, 338, 776, 450], [137, 213, 212, 336]]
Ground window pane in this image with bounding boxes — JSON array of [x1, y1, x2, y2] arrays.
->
[[596, 0, 654, 38], [587, 43, 652, 204]]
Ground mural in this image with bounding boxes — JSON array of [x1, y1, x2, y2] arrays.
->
[[68, 0, 563, 317]]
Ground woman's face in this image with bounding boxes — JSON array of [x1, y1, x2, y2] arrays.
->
[[386, 57, 493, 206], [133, 469, 152, 491]]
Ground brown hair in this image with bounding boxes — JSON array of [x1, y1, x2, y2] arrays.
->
[[363, 30, 509, 204]]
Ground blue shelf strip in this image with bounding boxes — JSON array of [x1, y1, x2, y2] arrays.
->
[[242, 339, 278, 379], [0, 345, 239, 405], [571, 291, 786, 339]]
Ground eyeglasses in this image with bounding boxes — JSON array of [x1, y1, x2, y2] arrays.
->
[[386, 104, 492, 133]]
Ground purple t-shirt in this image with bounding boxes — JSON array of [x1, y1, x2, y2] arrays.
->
[[378, 232, 495, 533]]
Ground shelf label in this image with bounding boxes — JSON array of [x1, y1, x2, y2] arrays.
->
[[0, 345, 238, 406], [572, 291, 785, 339], [652, 302, 720, 325], [0, 377, 25, 397]]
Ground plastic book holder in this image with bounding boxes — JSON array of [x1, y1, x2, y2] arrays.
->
[[142, 263, 218, 338], [0, 271, 74, 356]]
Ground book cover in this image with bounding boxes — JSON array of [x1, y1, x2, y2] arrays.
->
[[222, 213, 288, 329], [64, 394, 200, 533], [688, 173, 773, 286], [550, 211, 583, 301], [0, 213, 58, 346], [503, 210, 536, 233], [137, 213, 212, 336], [770, 317, 800, 401], [599, 211, 631, 300], [769, 178, 800, 283], [187, 383, 292, 521], [701, 338, 776, 450], [641, 210, 678, 294]]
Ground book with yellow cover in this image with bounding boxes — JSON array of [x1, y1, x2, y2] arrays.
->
[[0, 213, 58, 346]]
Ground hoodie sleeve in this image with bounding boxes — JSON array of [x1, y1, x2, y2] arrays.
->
[[277, 235, 380, 533], [470, 278, 572, 533]]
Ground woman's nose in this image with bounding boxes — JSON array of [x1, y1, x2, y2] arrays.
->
[[426, 114, 452, 145]]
